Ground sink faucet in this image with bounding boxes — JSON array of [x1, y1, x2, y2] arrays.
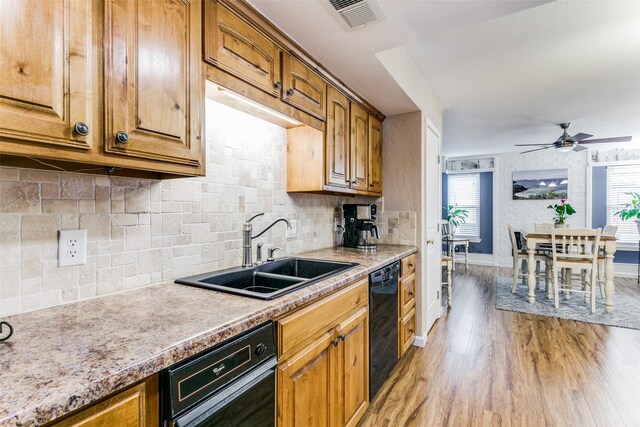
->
[[243, 213, 291, 267]]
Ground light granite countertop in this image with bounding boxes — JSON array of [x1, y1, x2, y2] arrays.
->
[[0, 245, 417, 426]]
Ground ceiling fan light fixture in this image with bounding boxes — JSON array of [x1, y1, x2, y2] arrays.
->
[[555, 140, 577, 152]]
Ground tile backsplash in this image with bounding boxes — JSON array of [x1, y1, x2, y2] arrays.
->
[[0, 100, 416, 315]]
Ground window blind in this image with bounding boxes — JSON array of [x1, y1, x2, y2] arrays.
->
[[606, 164, 640, 245], [447, 173, 480, 239]]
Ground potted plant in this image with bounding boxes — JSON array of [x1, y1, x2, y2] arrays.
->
[[445, 205, 469, 234], [614, 191, 640, 234], [547, 199, 576, 228]]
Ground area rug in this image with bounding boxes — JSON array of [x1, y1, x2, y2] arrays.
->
[[495, 277, 640, 331]]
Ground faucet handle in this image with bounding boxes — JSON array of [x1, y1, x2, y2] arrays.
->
[[267, 247, 284, 262]]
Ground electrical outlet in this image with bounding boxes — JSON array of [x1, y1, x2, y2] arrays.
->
[[286, 220, 297, 239], [58, 229, 87, 267]]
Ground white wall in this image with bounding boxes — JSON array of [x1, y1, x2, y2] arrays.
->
[[492, 150, 589, 266]]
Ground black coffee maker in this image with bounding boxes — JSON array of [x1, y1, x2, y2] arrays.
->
[[343, 204, 380, 250]]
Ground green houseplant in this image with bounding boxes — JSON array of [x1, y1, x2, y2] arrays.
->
[[547, 199, 576, 227], [445, 205, 469, 233], [614, 191, 640, 234]]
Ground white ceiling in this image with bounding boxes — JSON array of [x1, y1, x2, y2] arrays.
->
[[249, 0, 640, 156]]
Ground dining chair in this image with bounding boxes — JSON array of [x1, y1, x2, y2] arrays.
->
[[441, 221, 451, 255], [442, 256, 453, 307], [548, 228, 601, 313], [508, 224, 547, 293]]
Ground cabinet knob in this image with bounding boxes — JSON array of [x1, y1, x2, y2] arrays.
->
[[339, 334, 346, 342], [115, 131, 129, 144], [408, 291, 414, 297], [73, 122, 90, 136], [331, 338, 340, 347], [274, 81, 282, 89], [409, 329, 414, 334], [369, 182, 374, 187], [286, 88, 295, 96], [351, 179, 357, 185]]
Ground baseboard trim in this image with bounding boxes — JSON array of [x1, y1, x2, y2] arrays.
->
[[413, 334, 427, 347]]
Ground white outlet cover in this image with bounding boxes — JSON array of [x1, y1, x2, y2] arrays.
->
[[286, 220, 297, 239], [58, 229, 87, 267]]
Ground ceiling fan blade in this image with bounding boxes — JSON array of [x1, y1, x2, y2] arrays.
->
[[514, 143, 554, 146], [521, 146, 554, 154], [573, 144, 588, 152], [571, 132, 593, 142], [578, 136, 632, 144]]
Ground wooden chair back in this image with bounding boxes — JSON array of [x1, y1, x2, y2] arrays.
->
[[441, 221, 451, 239], [508, 224, 519, 257], [550, 228, 601, 270]]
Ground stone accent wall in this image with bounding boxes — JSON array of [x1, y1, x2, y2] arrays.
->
[[1, 99, 383, 315]]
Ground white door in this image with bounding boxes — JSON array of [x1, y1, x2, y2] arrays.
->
[[421, 117, 442, 337]]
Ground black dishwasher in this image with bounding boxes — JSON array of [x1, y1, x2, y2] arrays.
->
[[369, 261, 400, 399], [161, 322, 276, 427]]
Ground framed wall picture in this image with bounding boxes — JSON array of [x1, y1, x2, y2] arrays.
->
[[512, 169, 568, 200]]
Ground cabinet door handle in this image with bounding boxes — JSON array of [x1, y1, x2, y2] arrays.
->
[[409, 329, 414, 334], [331, 338, 340, 347], [339, 334, 346, 342], [408, 291, 414, 297], [286, 88, 295, 96], [274, 81, 282, 89], [115, 131, 129, 144], [409, 263, 414, 268], [73, 122, 89, 136], [351, 179, 357, 185]]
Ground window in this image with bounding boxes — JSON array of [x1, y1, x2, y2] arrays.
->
[[606, 164, 640, 245], [447, 173, 480, 239]]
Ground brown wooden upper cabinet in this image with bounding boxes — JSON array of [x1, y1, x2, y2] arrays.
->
[[282, 55, 327, 121], [104, 0, 203, 169], [0, 0, 204, 178], [204, 0, 282, 97], [0, 0, 93, 151], [350, 103, 369, 192], [368, 116, 383, 193], [325, 87, 351, 189]]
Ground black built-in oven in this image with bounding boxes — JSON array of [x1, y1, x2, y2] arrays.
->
[[161, 322, 276, 427]]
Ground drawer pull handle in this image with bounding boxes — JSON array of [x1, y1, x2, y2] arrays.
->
[[409, 263, 414, 268]]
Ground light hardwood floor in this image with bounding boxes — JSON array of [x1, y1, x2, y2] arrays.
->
[[360, 266, 640, 427]]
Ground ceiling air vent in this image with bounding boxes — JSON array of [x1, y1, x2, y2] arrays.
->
[[326, 0, 386, 31]]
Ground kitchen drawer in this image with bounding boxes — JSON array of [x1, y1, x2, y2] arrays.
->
[[401, 254, 416, 278], [277, 278, 368, 358], [399, 307, 416, 358], [399, 273, 416, 318]]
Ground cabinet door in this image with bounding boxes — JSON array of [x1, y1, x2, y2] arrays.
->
[[52, 375, 158, 426], [325, 86, 350, 189], [0, 0, 93, 150], [104, 0, 203, 169], [278, 333, 335, 427], [335, 307, 369, 427], [368, 116, 383, 194], [282, 54, 326, 120], [350, 104, 368, 192], [205, 1, 282, 97], [399, 307, 416, 358]]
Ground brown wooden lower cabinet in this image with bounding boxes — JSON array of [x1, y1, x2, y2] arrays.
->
[[276, 278, 369, 427], [398, 253, 417, 358], [49, 375, 158, 427]]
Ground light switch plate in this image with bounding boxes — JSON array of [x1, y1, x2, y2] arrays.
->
[[58, 229, 87, 267]]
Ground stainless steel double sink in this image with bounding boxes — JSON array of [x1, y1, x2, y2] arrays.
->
[[175, 257, 359, 300]]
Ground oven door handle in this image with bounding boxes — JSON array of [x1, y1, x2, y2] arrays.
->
[[173, 357, 277, 427]]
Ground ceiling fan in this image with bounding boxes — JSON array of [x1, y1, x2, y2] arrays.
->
[[515, 123, 632, 154]]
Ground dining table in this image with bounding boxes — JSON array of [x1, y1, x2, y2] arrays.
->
[[524, 232, 617, 313]]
